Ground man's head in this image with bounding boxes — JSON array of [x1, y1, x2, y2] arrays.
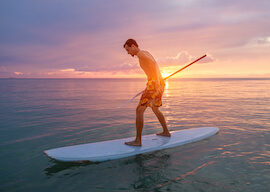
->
[[123, 39, 139, 57]]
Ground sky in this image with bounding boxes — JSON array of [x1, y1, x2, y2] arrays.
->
[[1, 0, 270, 78]]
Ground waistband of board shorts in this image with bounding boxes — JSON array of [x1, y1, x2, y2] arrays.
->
[[146, 78, 165, 91]]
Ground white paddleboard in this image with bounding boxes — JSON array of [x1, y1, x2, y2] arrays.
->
[[44, 127, 219, 162]]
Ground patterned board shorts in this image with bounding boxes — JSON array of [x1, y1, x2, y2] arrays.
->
[[139, 79, 165, 108]]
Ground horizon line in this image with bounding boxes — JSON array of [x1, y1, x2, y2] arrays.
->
[[1, 77, 270, 80]]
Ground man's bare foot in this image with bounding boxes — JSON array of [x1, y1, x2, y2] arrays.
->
[[156, 132, 171, 137], [125, 140, 142, 146]]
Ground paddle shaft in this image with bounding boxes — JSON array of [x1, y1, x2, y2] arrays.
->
[[163, 54, 207, 80]]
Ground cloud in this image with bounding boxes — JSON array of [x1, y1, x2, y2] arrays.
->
[[158, 51, 191, 66], [198, 53, 216, 63], [256, 36, 270, 45], [14, 72, 23, 75], [158, 51, 216, 66]]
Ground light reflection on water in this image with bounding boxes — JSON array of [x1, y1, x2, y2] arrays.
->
[[0, 78, 269, 192]]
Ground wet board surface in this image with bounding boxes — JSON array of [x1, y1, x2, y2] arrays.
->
[[44, 127, 219, 162]]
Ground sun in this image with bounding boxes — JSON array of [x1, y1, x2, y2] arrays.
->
[[161, 72, 172, 79]]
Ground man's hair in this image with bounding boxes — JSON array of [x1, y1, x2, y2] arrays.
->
[[123, 39, 138, 48]]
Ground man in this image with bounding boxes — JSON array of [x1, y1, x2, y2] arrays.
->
[[123, 39, 171, 146]]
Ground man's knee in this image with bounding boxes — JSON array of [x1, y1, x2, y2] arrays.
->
[[136, 105, 146, 114], [151, 106, 160, 114]]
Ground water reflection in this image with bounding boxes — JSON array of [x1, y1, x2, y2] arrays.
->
[[44, 150, 172, 187], [156, 160, 216, 189], [164, 80, 170, 97], [122, 151, 172, 190], [44, 159, 97, 177]]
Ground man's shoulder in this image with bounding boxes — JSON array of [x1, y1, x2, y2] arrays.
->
[[137, 50, 148, 57], [138, 50, 154, 61]]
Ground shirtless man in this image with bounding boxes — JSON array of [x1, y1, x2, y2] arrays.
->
[[123, 39, 171, 146]]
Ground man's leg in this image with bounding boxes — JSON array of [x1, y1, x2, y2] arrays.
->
[[125, 104, 147, 146], [152, 106, 171, 137]]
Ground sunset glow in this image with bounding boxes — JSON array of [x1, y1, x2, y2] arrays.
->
[[161, 72, 172, 79], [1, 1, 270, 78]]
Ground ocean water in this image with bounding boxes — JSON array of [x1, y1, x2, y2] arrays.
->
[[0, 78, 269, 192]]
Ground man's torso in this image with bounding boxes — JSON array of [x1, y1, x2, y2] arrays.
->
[[137, 50, 163, 83]]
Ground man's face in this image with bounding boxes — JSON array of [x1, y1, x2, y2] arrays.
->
[[124, 44, 135, 57]]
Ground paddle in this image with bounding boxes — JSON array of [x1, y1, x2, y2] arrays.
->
[[116, 54, 207, 109]]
